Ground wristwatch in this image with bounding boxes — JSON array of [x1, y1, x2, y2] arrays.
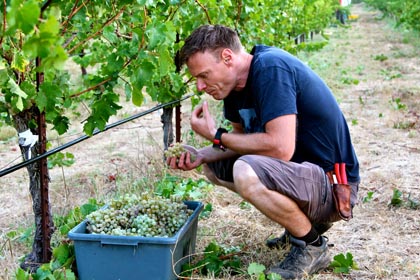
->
[[212, 128, 228, 151]]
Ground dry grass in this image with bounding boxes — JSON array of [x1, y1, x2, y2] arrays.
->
[[1, 3, 420, 280]]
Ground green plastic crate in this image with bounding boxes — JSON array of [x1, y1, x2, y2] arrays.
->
[[68, 201, 203, 280]]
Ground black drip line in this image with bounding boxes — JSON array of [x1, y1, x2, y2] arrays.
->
[[0, 94, 193, 177]]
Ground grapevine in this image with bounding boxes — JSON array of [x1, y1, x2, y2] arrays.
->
[[86, 193, 193, 237]]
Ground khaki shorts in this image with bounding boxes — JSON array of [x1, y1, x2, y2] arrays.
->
[[207, 155, 359, 224]]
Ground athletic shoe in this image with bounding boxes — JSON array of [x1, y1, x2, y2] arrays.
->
[[268, 236, 331, 279]]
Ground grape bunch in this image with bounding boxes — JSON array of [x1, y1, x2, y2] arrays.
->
[[164, 143, 196, 161], [86, 193, 193, 237]]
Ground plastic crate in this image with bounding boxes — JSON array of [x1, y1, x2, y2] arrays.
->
[[68, 201, 203, 280]]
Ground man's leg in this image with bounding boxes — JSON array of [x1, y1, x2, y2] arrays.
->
[[232, 159, 331, 279], [232, 160, 312, 238]]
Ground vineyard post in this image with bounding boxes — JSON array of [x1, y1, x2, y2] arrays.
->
[[35, 55, 53, 264]]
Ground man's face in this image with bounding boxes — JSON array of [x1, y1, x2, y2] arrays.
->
[[186, 50, 235, 100]]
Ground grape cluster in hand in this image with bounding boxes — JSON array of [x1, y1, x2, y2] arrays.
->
[[86, 193, 193, 237], [164, 142, 196, 161]]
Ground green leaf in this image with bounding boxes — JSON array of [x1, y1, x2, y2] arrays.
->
[[0, 61, 9, 85], [158, 45, 173, 77], [40, 15, 60, 36], [147, 22, 166, 49], [80, 203, 100, 216], [34, 264, 54, 280], [329, 252, 357, 274], [15, 268, 30, 280], [6, 0, 41, 34], [7, 79, 28, 111], [11, 52, 29, 72], [103, 25, 119, 44], [37, 82, 62, 113], [53, 269, 76, 280], [247, 262, 266, 276], [52, 116, 70, 135], [7, 79, 28, 98], [134, 60, 156, 90], [132, 87, 144, 106], [48, 152, 75, 169], [267, 273, 282, 280], [390, 188, 403, 207], [83, 93, 122, 135], [52, 243, 71, 265]]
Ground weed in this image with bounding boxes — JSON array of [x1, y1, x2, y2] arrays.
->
[[407, 130, 417, 138], [390, 188, 404, 207], [380, 68, 402, 80], [15, 242, 76, 280], [393, 120, 415, 129], [154, 175, 214, 200], [247, 263, 281, 279], [47, 152, 75, 169], [181, 241, 244, 277], [389, 188, 420, 209], [389, 97, 407, 111], [355, 65, 365, 75], [358, 96, 365, 106], [341, 76, 360, 85], [373, 54, 388, 61], [329, 252, 358, 274], [363, 191, 374, 203], [407, 194, 420, 210]]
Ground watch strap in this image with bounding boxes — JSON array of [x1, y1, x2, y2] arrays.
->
[[213, 128, 228, 151]]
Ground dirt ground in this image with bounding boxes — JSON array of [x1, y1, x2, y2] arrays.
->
[[1, 3, 419, 280]]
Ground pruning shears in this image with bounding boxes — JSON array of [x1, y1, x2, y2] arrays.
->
[[333, 163, 348, 184]]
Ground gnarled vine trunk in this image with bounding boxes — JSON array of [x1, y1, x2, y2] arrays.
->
[[161, 107, 174, 150], [13, 106, 54, 272]]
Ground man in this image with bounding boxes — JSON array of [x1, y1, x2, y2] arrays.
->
[[167, 24, 360, 279]]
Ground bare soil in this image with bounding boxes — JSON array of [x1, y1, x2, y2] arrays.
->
[[1, 3, 419, 280]]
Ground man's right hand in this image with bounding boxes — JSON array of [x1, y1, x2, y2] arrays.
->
[[166, 144, 203, 171]]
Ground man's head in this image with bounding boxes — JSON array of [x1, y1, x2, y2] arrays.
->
[[179, 25, 242, 66], [179, 25, 248, 100]]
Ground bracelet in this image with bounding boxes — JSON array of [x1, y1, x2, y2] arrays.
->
[[212, 128, 228, 151]]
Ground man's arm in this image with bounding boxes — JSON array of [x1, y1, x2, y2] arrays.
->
[[190, 101, 296, 162], [218, 114, 296, 161]]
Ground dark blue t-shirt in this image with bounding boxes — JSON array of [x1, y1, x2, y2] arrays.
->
[[223, 45, 360, 183]]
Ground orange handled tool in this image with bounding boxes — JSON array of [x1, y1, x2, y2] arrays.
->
[[340, 163, 347, 184]]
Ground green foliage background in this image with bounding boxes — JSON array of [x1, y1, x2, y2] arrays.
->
[[1, 0, 338, 136], [363, 0, 420, 31]]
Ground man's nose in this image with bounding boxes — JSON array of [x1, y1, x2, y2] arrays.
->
[[196, 79, 206, 91]]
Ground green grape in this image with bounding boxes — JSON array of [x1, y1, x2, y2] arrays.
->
[[164, 143, 196, 161], [86, 193, 193, 237]]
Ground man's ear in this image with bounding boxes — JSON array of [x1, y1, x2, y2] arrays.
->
[[221, 48, 233, 63]]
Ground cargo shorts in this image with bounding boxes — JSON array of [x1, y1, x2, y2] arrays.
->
[[207, 154, 358, 224]]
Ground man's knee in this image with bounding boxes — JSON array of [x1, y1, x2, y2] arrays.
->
[[233, 160, 262, 199]]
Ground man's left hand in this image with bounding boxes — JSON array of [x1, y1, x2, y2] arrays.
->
[[190, 101, 217, 141]]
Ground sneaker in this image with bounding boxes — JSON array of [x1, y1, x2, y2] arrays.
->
[[268, 236, 331, 279], [266, 223, 333, 249]]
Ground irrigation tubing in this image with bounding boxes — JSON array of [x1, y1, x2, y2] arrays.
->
[[0, 94, 193, 178]]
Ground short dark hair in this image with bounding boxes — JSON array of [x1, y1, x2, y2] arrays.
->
[[179, 25, 242, 66]]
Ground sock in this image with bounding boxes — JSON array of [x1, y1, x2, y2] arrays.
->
[[295, 226, 322, 247]]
